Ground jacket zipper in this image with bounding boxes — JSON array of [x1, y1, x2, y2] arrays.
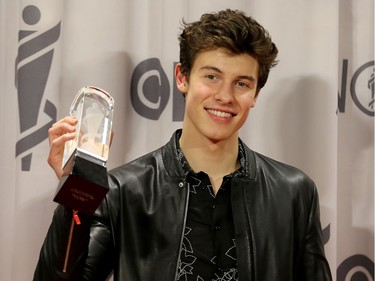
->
[[63, 209, 81, 272]]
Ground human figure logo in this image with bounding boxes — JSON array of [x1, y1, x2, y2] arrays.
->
[[15, 5, 60, 171]]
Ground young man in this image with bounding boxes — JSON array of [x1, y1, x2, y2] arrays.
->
[[34, 9, 332, 281]]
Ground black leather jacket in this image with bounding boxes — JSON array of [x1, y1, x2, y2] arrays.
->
[[34, 130, 332, 281]]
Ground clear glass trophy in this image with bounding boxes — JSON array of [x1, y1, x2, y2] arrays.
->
[[54, 86, 114, 215]]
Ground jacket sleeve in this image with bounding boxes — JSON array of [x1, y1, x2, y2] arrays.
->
[[303, 184, 332, 281], [33, 201, 115, 281]]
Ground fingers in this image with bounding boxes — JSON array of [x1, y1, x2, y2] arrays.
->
[[47, 116, 78, 179], [48, 116, 78, 146]]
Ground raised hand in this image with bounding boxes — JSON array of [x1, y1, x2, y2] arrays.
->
[[47, 116, 77, 179]]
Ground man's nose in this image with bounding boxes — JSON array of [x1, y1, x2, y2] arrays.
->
[[214, 84, 234, 103]]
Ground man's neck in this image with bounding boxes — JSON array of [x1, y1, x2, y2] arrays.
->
[[179, 131, 240, 194]]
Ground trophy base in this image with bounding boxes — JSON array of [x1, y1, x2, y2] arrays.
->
[[54, 150, 109, 215]]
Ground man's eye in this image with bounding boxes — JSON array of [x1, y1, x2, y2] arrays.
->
[[206, 74, 217, 80], [237, 81, 249, 87]]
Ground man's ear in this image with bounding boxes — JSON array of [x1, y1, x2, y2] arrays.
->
[[175, 63, 188, 93]]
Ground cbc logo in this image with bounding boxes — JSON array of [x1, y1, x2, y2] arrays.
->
[[351, 61, 374, 117]]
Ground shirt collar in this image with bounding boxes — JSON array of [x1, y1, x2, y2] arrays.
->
[[176, 130, 246, 178]]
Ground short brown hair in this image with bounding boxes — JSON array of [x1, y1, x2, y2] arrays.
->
[[178, 9, 278, 91]]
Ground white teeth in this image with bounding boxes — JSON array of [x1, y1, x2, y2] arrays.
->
[[207, 109, 232, 118]]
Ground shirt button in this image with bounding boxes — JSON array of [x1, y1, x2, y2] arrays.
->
[[178, 182, 184, 188], [215, 225, 221, 231]]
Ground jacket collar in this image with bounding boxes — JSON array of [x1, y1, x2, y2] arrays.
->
[[161, 129, 257, 181]]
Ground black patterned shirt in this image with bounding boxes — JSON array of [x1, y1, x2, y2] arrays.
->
[[176, 134, 245, 281]]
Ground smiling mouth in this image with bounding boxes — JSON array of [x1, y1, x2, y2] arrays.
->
[[206, 109, 234, 118]]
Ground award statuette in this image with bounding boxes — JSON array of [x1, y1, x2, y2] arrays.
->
[[54, 86, 114, 215]]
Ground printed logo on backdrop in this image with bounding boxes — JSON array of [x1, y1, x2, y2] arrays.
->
[[131, 59, 185, 121], [338, 59, 375, 116], [337, 254, 374, 281], [15, 5, 60, 171]]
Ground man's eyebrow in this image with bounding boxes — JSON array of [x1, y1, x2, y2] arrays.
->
[[199, 65, 257, 82], [200, 65, 222, 72], [238, 75, 257, 82]]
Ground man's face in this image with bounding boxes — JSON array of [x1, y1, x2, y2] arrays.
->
[[177, 48, 259, 143]]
